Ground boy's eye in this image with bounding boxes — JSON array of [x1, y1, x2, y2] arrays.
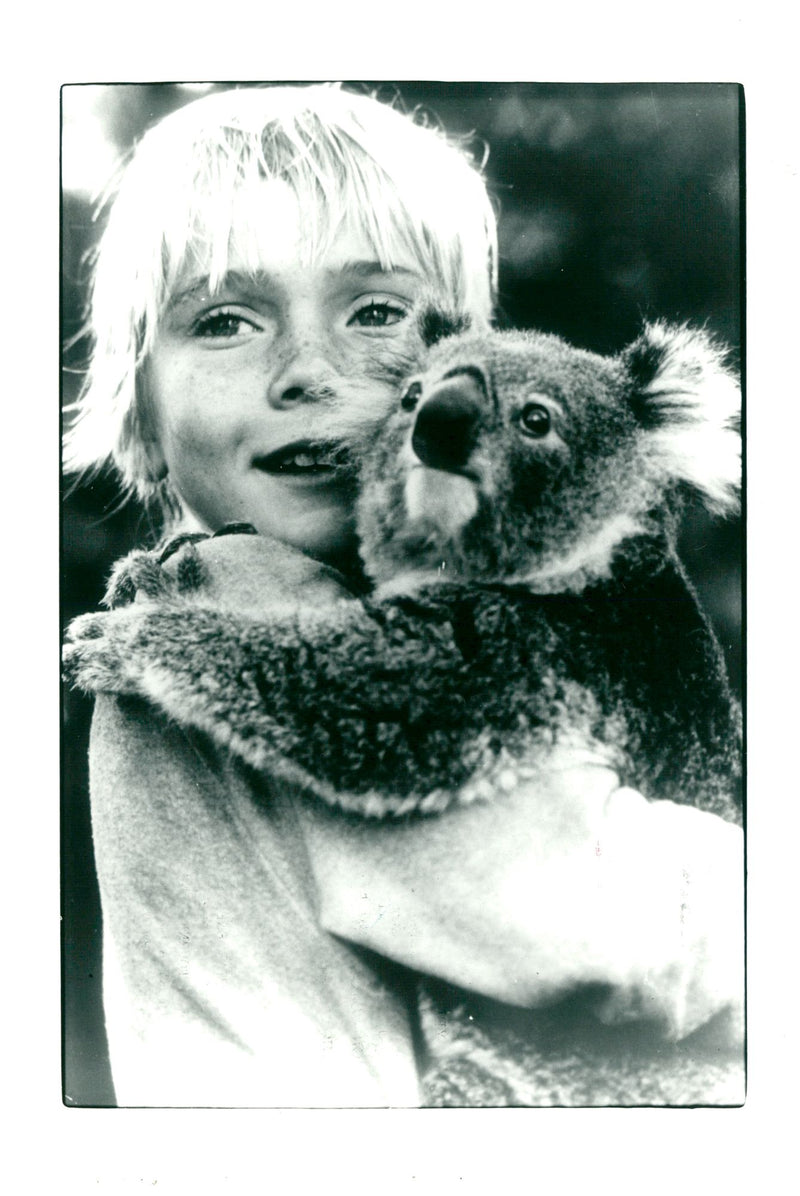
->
[[348, 297, 410, 329], [191, 309, 260, 339]]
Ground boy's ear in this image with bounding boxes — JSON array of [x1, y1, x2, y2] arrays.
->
[[142, 440, 168, 483], [132, 376, 168, 482], [622, 321, 741, 516], [117, 434, 167, 486], [120, 387, 168, 484]]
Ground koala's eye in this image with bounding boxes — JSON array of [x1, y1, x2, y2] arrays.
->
[[401, 381, 423, 412], [519, 403, 552, 438]]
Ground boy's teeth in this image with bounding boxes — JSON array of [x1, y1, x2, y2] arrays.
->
[[286, 448, 340, 470], [257, 441, 351, 474]]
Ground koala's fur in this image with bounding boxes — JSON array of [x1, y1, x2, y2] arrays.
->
[[65, 310, 742, 826]]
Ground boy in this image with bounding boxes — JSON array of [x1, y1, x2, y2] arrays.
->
[[64, 83, 743, 1106]]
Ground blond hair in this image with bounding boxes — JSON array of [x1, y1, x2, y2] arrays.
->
[[63, 84, 498, 511]]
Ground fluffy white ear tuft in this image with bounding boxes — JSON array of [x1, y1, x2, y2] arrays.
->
[[624, 321, 741, 516]]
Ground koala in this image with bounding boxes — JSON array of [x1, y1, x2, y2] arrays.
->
[[64, 309, 741, 826], [344, 310, 742, 822]]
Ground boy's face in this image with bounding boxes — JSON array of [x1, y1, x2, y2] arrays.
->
[[145, 181, 425, 567]]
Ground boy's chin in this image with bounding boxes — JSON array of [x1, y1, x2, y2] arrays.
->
[[309, 532, 364, 577], [314, 540, 367, 585], [282, 515, 362, 577]]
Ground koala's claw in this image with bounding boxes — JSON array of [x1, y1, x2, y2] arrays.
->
[[104, 549, 174, 608], [104, 533, 218, 609], [157, 531, 210, 565]]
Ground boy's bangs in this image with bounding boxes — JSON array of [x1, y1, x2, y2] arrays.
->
[[159, 116, 466, 306]]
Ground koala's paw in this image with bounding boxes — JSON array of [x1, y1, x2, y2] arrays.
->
[[104, 539, 204, 609], [104, 550, 174, 608], [63, 607, 150, 696], [104, 524, 260, 610]]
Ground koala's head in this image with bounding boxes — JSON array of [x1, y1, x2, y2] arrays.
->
[[356, 311, 740, 591]]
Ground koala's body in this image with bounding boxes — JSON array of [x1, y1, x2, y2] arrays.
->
[[65, 312, 742, 826]]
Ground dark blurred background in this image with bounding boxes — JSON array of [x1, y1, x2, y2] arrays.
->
[[61, 82, 743, 1105]]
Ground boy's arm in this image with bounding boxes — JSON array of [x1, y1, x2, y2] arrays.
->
[[299, 768, 744, 1046]]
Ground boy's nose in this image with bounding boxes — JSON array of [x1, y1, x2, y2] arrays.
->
[[267, 363, 331, 408], [267, 329, 333, 409]]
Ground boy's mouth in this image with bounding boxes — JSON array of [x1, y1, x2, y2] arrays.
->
[[253, 440, 355, 479]]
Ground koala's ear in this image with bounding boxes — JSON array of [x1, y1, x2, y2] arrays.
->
[[622, 321, 741, 516], [417, 304, 472, 348]]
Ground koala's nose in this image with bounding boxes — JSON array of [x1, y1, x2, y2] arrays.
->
[[411, 370, 486, 472]]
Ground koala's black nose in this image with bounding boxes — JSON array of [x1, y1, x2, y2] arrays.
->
[[411, 370, 485, 472]]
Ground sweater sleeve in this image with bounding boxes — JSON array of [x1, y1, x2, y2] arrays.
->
[[299, 763, 744, 1050], [88, 694, 421, 1108]]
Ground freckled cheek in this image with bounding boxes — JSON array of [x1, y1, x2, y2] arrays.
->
[[153, 365, 252, 467]]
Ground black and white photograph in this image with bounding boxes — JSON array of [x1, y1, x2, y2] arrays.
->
[[61, 81, 744, 1113]]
